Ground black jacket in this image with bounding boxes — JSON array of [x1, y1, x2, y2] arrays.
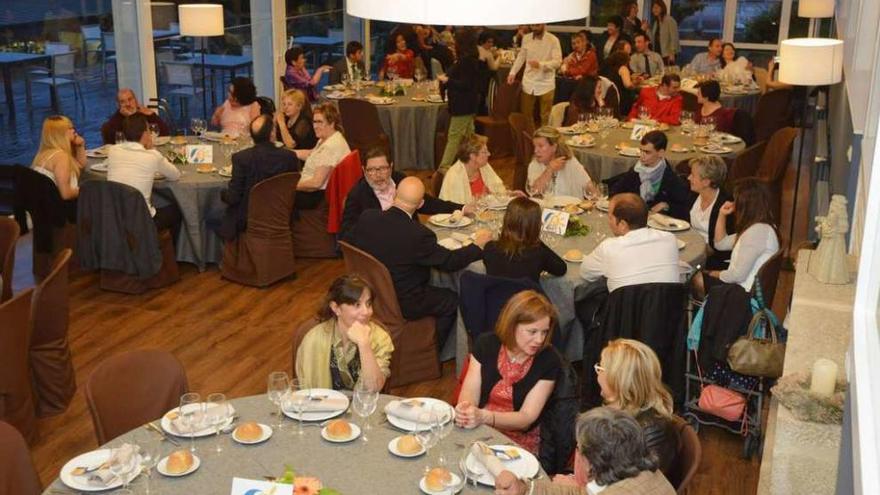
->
[[539, 348, 580, 475], [609, 161, 692, 221], [442, 55, 482, 116], [329, 57, 367, 85], [339, 171, 461, 243], [14, 166, 73, 253], [699, 282, 752, 372], [219, 142, 300, 240]]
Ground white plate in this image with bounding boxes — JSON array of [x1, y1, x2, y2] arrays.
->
[[86, 146, 110, 158], [426, 95, 445, 104], [648, 216, 691, 232], [567, 138, 595, 148], [718, 133, 742, 144], [59, 449, 142, 492], [161, 402, 236, 438], [202, 131, 234, 142], [232, 423, 273, 445], [282, 388, 349, 422], [324, 84, 344, 90], [699, 145, 733, 154], [429, 214, 473, 228], [386, 398, 455, 432], [544, 195, 581, 207], [618, 147, 641, 157], [388, 435, 426, 458], [320, 422, 361, 443], [465, 445, 540, 487], [89, 162, 108, 173], [366, 97, 394, 105], [596, 199, 610, 212], [554, 206, 584, 215], [419, 473, 464, 494], [677, 239, 687, 250], [218, 166, 232, 178], [154, 136, 170, 146], [485, 196, 513, 210], [562, 251, 584, 263], [157, 453, 201, 477], [557, 125, 587, 135]]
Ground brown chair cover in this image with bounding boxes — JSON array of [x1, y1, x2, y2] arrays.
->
[[726, 140, 767, 188], [0, 421, 41, 495], [475, 80, 520, 158], [756, 127, 798, 223], [515, 130, 535, 192], [667, 416, 701, 494], [508, 112, 535, 192], [0, 217, 18, 303], [291, 196, 337, 259], [34, 223, 77, 283], [338, 241, 440, 388], [290, 317, 319, 381], [434, 110, 450, 170], [754, 89, 793, 143], [756, 250, 784, 307], [0, 289, 37, 444], [85, 349, 189, 445], [430, 171, 444, 198], [29, 249, 76, 417], [222, 173, 300, 287], [99, 229, 180, 294], [338, 98, 391, 159]]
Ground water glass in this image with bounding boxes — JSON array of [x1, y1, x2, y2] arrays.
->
[[115, 131, 126, 144], [352, 380, 378, 442], [190, 118, 205, 138], [179, 392, 203, 453], [638, 105, 650, 121], [206, 393, 230, 453], [289, 378, 310, 436], [416, 411, 441, 472], [462, 444, 484, 487], [149, 123, 159, 142], [138, 436, 161, 494], [267, 371, 290, 429], [341, 72, 351, 89], [432, 405, 454, 465]]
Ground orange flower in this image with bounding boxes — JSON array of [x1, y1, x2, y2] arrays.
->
[[293, 477, 322, 495]]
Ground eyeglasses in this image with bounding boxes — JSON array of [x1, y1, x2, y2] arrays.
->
[[593, 363, 605, 374], [364, 165, 390, 174]]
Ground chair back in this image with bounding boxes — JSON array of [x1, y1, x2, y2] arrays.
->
[[52, 52, 76, 77], [514, 129, 536, 191], [0, 217, 18, 302], [755, 249, 784, 308], [338, 98, 385, 150], [290, 317, 319, 381], [101, 31, 116, 51], [431, 171, 444, 198], [753, 67, 769, 94], [730, 108, 756, 147], [0, 289, 37, 444], [754, 88, 793, 142], [490, 79, 521, 119], [242, 44, 253, 57], [459, 271, 543, 338], [727, 140, 767, 187], [667, 416, 701, 494], [256, 96, 275, 115], [81, 24, 101, 40], [85, 350, 189, 444], [29, 249, 76, 417], [598, 76, 621, 116], [681, 91, 699, 113], [246, 173, 300, 237], [757, 126, 798, 183], [164, 62, 196, 87], [509, 112, 534, 191], [549, 102, 569, 127], [0, 421, 41, 495], [338, 241, 405, 327]]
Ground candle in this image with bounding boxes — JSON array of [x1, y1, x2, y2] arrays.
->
[[810, 358, 839, 398]]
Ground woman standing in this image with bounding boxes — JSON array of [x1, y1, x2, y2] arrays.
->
[[283, 46, 330, 102], [439, 134, 508, 204], [527, 126, 596, 198], [31, 115, 86, 202], [437, 28, 482, 173], [275, 89, 317, 150], [211, 77, 261, 137], [650, 0, 680, 65], [621, 1, 644, 38]]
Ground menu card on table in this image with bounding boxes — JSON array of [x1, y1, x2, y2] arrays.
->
[[231, 478, 294, 495], [186, 145, 213, 164], [541, 209, 570, 235], [629, 123, 652, 141]]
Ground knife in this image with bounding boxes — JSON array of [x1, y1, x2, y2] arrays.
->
[[145, 421, 181, 446]]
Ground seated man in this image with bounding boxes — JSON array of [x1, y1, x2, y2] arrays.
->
[[629, 32, 664, 78], [218, 114, 301, 241], [579, 193, 680, 293], [560, 30, 598, 79], [106, 113, 182, 236], [101, 88, 170, 144], [628, 74, 682, 125], [687, 38, 723, 75], [339, 146, 466, 243], [330, 41, 367, 84], [352, 177, 491, 346], [609, 130, 691, 220]]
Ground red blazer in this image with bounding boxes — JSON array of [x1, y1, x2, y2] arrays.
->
[[325, 150, 363, 234], [628, 86, 683, 125]]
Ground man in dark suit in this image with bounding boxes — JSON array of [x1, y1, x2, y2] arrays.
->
[[352, 177, 491, 346], [608, 130, 691, 220], [339, 146, 469, 242], [217, 114, 300, 240], [329, 41, 367, 85]]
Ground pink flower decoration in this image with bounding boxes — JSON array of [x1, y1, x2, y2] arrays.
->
[[293, 477, 323, 495]]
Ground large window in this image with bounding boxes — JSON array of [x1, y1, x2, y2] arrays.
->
[[733, 0, 782, 44], [672, 0, 726, 41]]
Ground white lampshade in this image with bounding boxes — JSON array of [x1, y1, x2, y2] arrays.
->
[[779, 38, 843, 86], [178, 4, 224, 37], [798, 0, 835, 18], [346, 0, 589, 26]]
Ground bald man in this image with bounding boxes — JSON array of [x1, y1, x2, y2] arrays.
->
[[352, 177, 491, 346], [101, 88, 170, 144]]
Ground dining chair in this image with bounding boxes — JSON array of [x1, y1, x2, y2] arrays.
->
[[0, 217, 18, 303], [337, 98, 390, 159], [508, 112, 534, 192], [475, 79, 520, 157], [162, 61, 204, 121], [755, 127, 798, 223], [101, 31, 117, 81], [25, 42, 69, 99], [338, 241, 441, 388], [681, 91, 699, 113], [666, 416, 701, 494], [81, 24, 102, 66], [754, 88, 793, 143], [0, 421, 42, 495], [221, 172, 300, 287], [29, 249, 76, 418], [29, 52, 83, 112], [730, 108, 756, 147], [548, 102, 569, 127], [0, 288, 38, 445], [85, 350, 189, 445], [753, 67, 769, 95], [726, 140, 767, 188]]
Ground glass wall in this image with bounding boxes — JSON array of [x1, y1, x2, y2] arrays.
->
[[672, 0, 726, 41], [285, 0, 344, 80]]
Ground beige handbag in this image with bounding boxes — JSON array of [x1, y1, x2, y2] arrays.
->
[[727, 309, 786, 378]]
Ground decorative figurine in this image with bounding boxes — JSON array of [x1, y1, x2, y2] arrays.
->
[[808, 194, 850, 284]]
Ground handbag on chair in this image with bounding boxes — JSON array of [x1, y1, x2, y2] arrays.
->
[[727, 308, 786, 378]]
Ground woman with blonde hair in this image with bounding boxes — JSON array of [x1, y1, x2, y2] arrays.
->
[[527, 126, 596, 199], [31, 115, 86, 201], [455, 290, 560, 454], [438, 133, 507, 204], [275, 89, 316, 150]]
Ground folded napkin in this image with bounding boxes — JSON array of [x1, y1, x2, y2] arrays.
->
[[650, 213, 680, 228], [438, 238, 462, 250], [469, 442, 505, 478], [85, 443, 139, 487], [285, 395, 348, 413], [384, 399, 429, 422]]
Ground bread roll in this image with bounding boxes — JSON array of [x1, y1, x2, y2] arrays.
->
[[425, 467, 452, 491], [234, 422, 263, 442], [197, 164, 213, 173], [325, 419, 352, 440], [565, 249, 583, 261], [165, 450, 194, 475], [397, 434, 422, 455]]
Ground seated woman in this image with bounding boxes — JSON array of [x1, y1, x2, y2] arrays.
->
[[692, 177, 780, 299], [294, 103, 351, 209], [31, 115, 86, 203], [560, 31, 597, 80], [283, 46, 331, 103], [379, 33, 416, 80], [719, 42, 752, 81], [564, 76, 615, 126], [688, 156, 733, 270], [694, 80, 735, 133], [275, 88, 317, 150], [527, 126, 596, 198], [599, 50, 637, 115], [211, 77, 261, 138], [455, 290, 560, 454], [483, 197, 567, 282], [296, 275, 394, 391], [439, 134, 507, 204]]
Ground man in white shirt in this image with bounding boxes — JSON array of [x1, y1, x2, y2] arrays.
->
[[629, 32, 665, 77], [507, 24, 562, 126], [106, 113, 182, 237], [580, 193, 680, 292]]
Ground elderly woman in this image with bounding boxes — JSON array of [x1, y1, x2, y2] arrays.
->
[[296, 275, 393, 392], [275, 89, 316, 150], [31, 115, 86, 202], [456, 290, 560, 454], [527, 126, 596, 198], [283, 46, 330, 102], [495, 406, 676, 495], [694, 80, 735, 133], [211, 77, 261, 137], [484, 197, 567, 282], [439, 134, 507, 204], [688, 156, 733, 270], [379, 33, 415, 80], [294, 103, 351, 209]]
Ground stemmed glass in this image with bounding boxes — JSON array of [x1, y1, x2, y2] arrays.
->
[[206, 393, 230, 453], [680, 110, 694, 133], [443, 456, 468, 493], [138, 436, 161, 494], [638, 105, 650, 121], [288, 378, 310, 436], [190, 118, 205, 138], [352, 380, 379, 442], [416, 411, 441, 473], [115, 131, 126, 144], [178, 392, 203, 453], [432, 405, 454, 466], [149, 123, 160, 142], [108, 446, 138, 490], [462, 443, 484, 487], [267, 371, 290, 430], [341, 72, 351, 89]]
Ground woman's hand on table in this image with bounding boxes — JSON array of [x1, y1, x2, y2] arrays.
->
[[494, 471, 528, 495], [461, 204, 476, 216]]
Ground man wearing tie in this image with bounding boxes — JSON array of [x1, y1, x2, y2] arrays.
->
[[330, 41, 366, 84], [629, 32, 664, 78]]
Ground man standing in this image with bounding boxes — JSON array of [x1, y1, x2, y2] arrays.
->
[[688, 38, 723, 74], [628, 74, 682, 125], [507, 24, 562, 126], [101, 88, 170, 144], [329, 41, 366, 84], [629, 32, 665, 77]]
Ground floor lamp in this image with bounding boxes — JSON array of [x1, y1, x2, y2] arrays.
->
[[178, 4, 224, 121], [778, 38, 843, 260]]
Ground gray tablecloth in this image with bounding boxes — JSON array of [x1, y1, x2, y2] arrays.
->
[[43, 393, 528, 494], [84, 138, 231, 270], [720, 90, 760, 115]]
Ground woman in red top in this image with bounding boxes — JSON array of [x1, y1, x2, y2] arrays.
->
[[694, 80, 735, 133], [455, 291, 560, 454], [379, 33, 415, 80]]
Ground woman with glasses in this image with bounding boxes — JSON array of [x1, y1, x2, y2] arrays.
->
[[294, 103, 351, 209], [32, 115, 86, 205], [438, 134, 509, 204]]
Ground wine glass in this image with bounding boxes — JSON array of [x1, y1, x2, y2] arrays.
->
[[462, 444, 484, 487], [178, 392, 203, 453], [115, 131, 126, 144], [432, 404, 454, 465], [108, 447, 137, 490], [206, 393, 230, 453], [138, 436, 161, 495], [289, 378, 310, 436], [416, 411, 441, 472], [414, 66, 426, 84], [703, 115, 716, 133], [352, 380, 378, 442], [638, 105, 650, 121], [149, 123, 159, 142], [341, 72, 351, 89], [267, 371, 289, 430], [190, 118, 204, 138], [443, 456, 468, 493]]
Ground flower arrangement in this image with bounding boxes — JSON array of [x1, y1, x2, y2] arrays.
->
[[276, 465, 341, 495]]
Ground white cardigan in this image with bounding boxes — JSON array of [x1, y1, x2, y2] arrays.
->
[[438, 160, 506, 204], [716, 223, 779, 291]]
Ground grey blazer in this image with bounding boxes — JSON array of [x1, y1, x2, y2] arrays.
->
[[651, 16, 680, 61]]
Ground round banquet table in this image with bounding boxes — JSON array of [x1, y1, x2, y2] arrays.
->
[[427, 206, 706, 368], [718, 88, 761, 115], [322, 85, 448, 171], [42, 393, 531, 494], [82, 137, 233, 271], [564, 124, 746, 182]]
